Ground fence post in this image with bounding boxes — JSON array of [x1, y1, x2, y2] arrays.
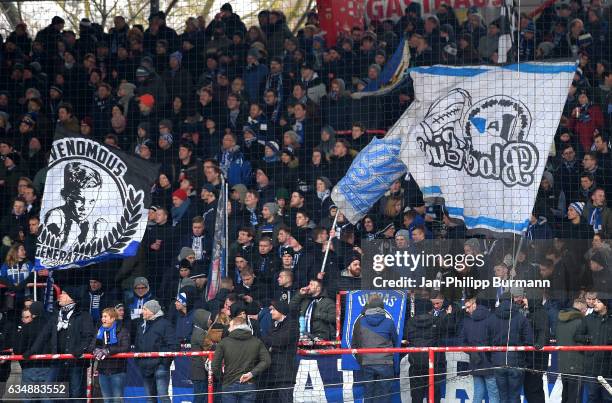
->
[[86, 359, 94, 403], [335, 292, 342, 341], [207, 351, 214, 403], [428, 349, 435, 403]]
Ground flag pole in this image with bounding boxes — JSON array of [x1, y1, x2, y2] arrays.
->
[[320, 210, 340, 273], [33, 270, 37, 301], [224, 178, 229, 278]]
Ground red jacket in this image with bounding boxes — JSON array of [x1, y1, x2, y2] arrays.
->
[[568, 105, 605, 151]]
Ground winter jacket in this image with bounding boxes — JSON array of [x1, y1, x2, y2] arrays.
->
[[174, 308, 195, 344], [486, 300, 534, 367], [134, 315, 178, 376], [524, 304, 550, 371], [352, 308, 397, 366], [582, 205, 612, 238], [290, 291, 335, 340], [261, 317, 299, 385], [163, 68, 194, 104], [53, 117, 80, 139], [190, 309, 212, 381], [300, 73, 327, 105], [30, 307, 95, 364], [404, 311, 451, 370], [211, 326, 271, 386], [460, 305, 495, 375], [244, 63, 269, 102], [575, 311, 612, 377], [14, 314, 47, 368], [568, 104, 605, 151], [218, 147, 252, 187], [556, 308, 586, 374], [90, 322, 130, 374]]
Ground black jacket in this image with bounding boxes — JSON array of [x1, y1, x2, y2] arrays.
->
[[524, 304, 550, 371], [15, 315, 46, 368], [30, 307, 95, 365], [575, 311, 612, 377], [134, 315, 178, 376], [261, 317, 299, 385]]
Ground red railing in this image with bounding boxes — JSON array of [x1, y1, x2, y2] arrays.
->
[[6, 345, 612, 403]]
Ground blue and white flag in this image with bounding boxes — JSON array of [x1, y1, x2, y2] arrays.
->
[[351, 36, 411, 99], [36, 137, 159, 269], [207, 176, 227, 301], [341, 290, 407, 370], [395, 62, 575, 234], [331, 137, 407, 223]]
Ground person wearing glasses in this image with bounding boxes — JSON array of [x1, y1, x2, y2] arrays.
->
[[127, 276, 155, 343]]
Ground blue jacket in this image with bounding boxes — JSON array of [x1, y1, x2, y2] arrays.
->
[[135, 315, 178, 376], [0, 261, 33, 286], [244, 63, 269, 102], [352, 308, 397, 366], [486, 300, 534, 367], [218, 147, 252, 187], [128, 291, 154, 321], [460, 305, 495, 374], [175, 309, 195, 344]]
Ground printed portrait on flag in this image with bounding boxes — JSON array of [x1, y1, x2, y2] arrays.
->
[[36, 137, 159, 269], [43, 162, 109, 250]]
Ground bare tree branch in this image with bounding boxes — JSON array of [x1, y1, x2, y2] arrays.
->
[[164, 0, 179, 16]]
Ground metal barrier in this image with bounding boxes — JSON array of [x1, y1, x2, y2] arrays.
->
[[3, 345, 612, 403]]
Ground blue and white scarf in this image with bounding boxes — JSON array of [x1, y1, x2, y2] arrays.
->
[[96, 321, 119, 345]]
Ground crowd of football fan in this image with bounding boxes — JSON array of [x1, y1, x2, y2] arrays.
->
[[0, 1, 611, 402]]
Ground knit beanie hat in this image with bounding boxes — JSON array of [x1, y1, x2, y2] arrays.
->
[[264, 202, 279, 216], [569, 202, 585, 216], [143, 300, 162, 315], [133, 277, 150, 289]]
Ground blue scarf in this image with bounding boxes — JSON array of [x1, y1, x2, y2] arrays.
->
[[263, 155, 279, 163], [590, 207, 603, 233], [96, 321, 119, 345], [578, 104, 593, 123], [171, 198, 191, 226]]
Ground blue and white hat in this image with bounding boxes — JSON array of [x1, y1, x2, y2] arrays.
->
[[569, 202, 585, 216], [176, 292, 188, 306]]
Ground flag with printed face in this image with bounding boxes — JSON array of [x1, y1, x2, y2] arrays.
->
[[36, 137, 159, 269]]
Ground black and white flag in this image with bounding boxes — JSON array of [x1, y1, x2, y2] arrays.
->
[[36, 137, 159, 269]]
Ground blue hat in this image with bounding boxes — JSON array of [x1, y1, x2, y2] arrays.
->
[[176, 292, 188, 306], [170, 51, 183, 64]]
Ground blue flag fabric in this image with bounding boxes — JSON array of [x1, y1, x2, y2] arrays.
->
[[207, 177, 227, 301], [35, 137, 159, 270], [331, 137, 407, 224], [341, 290, 407, 370], [352, 36, 411, 99]]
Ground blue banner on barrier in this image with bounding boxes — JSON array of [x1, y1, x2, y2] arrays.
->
[[340, 290, 407, 371]]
